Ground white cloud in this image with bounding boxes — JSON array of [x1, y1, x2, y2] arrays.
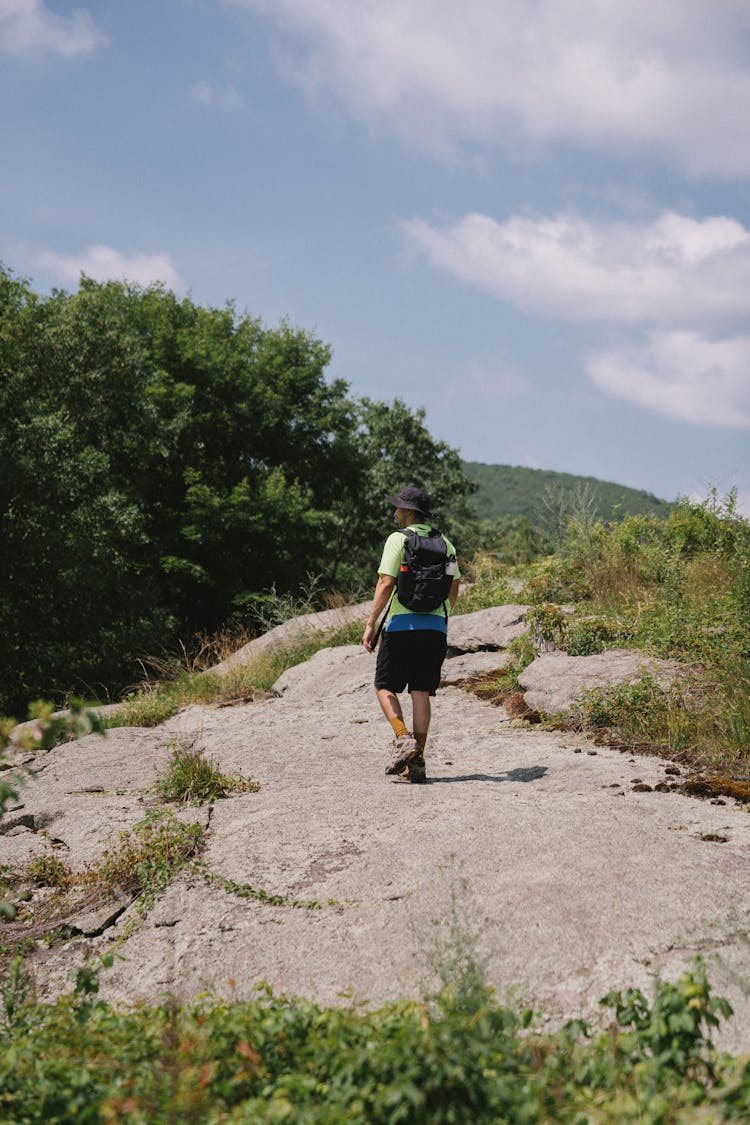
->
[[188, 79, 244, 111], [404, 210, 750, 333], [231, 0, 750, 175], [406, 208, 750, 429], [0, 0, 107, 59], [33, 245, 186, 291], [587, 332, 750, 429]]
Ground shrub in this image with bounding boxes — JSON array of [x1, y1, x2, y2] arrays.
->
[[82, 811, 204, 899], [573, 676, 695, 751], [454, 551, 516, 613], [521, 554, 586, 603], [526, 602, 568, 651], [25, 855, 73, 889], [565, 615, 627, 656], [0, 962, 743, 1123]]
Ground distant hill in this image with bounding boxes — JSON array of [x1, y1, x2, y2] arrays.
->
[[462, 462, 673, 525]]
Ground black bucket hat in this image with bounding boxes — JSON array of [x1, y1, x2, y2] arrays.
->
[[385, 486, 432, 516]]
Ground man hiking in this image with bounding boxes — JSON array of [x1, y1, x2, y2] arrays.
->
[[362, 486, 460, 783]]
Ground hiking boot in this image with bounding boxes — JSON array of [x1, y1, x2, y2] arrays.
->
[[385, 734, 419, 775], [408, 753, 427, 783], [392, 753, 427, 784]]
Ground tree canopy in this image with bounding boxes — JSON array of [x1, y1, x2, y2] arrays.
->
[[0, 266, 475, 715]]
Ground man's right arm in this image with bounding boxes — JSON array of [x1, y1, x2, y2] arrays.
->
[[362, 573, 396, 653]]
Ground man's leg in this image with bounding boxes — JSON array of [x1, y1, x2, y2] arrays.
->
[[375, 688, 404, 724], [410, 691, 431, 752], [376, 688, 420, 774], [376, 688, 409, 739]]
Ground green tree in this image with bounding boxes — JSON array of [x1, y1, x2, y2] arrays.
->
[[0, 267, 476, 715], [0, 269, 358, 712]]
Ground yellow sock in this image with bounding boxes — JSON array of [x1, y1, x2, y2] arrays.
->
[[389, 717, 409, 740], [414, 732, 428, 752]]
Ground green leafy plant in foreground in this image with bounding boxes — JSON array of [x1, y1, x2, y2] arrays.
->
[[2, 697, 106, 754], [1, 698, 105, 922], [153, 738, 260, 804], [0, 959, 746, 1123]]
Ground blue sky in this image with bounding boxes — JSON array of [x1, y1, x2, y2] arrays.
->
[[2, 0, 749, 509]]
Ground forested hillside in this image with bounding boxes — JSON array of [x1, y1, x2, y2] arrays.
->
[[0, 266, 476, 716], [464, 462, 672, 525]]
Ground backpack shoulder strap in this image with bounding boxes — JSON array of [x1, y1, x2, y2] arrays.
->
[[373, 586, 395, 647], [373, 530, 409, 646]]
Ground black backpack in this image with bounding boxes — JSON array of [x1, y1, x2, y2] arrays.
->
[[375, 528, 456, 643], [397, 528, 455, 612]]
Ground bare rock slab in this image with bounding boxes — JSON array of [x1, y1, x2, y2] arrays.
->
[[273, 645, 373, 700], [448, 605, 529, 654], [519, 649, 683, 716], [441, 651, 512, 684], [14, 640, 750, 1053], [213, 602, 372, 676], [69, 891, 131, 937]]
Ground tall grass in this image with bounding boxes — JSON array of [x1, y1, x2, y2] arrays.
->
[[518, 492, 750, 770], [107, 618, 365, 729]]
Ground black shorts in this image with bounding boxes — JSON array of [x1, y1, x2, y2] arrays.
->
[[374, 629, 448, 696]]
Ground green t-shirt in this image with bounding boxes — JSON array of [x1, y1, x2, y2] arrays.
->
[[378, 523, 460, 631]]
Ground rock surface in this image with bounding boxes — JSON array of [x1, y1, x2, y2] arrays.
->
[[212, 602, 373, 675], [5, 617, 750, 1051], [519, 649, 683, 716], [446, 604, 529, 654], [440, 651, 512, 684]]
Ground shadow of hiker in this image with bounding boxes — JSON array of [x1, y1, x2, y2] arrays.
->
[[430, 766, 548, 784]]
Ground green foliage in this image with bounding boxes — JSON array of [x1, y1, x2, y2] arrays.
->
[[453, 551, 516, 613], [5, 698, 106, 755], [600, 960, 732, 1076], [574, 676, 696, 752], [520, 553, 587, 603], [0, 265, 476, 717], [25, 855, 73, 889], [154, 739, 259, 804], [527, 493, 749, 660], [474, 515, 553, 565], [1, 957, 35, 1034], [82, 811, 204, 900], [566, 615, 628, 656], [0, 960, 746, 1123], [526, 602, 568, 651], [516, 493, 750, 764], [572, 662, 750, 766], [464, 460, 672, 526]]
